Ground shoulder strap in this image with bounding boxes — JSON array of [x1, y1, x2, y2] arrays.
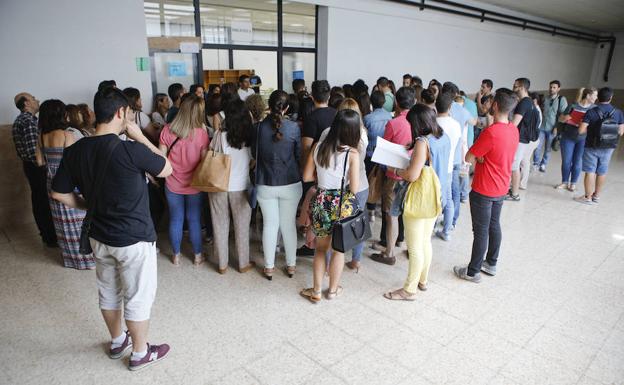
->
[[85, 138, 121, 219], [336, 150, 351, 219], [167, 137, 180, 157], [253, 122, 260, 181]]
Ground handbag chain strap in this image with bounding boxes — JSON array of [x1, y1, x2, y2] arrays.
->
[[336, 149, 351, 220]]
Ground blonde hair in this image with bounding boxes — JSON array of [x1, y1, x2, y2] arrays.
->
[[576, 87, 597, 104], [337, 98, 364, 129], [170, 95, 205, 139]]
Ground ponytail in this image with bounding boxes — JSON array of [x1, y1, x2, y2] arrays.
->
[[575, 88, 585, 104], [268, 90, 289, 142]]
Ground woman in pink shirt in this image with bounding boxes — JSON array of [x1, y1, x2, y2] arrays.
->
[[159, 95, 210, 266]]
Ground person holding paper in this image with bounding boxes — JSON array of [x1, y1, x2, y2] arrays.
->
[[370, 87, 416, 266]]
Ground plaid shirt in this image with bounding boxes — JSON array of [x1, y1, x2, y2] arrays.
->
[[12, 112, 39, 163]]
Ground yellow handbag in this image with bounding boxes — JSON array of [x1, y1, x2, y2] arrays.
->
[[403, 138, 442, 219], [190, 131, 231, 192]]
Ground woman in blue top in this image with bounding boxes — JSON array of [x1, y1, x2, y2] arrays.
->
[[253, 90, 302, 280]]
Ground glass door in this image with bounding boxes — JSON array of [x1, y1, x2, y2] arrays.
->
[[151, 52, 198, 94]]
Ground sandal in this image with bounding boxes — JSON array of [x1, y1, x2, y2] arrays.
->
[[285, 265, 296, 278], [567, 184, 576, 192], [326, 286, 343, 300], [300, 288, 322, 303], [194, 254, 206, 266], [383, 288, 416, 301], [171, 254, 181, 266], [554, 183, 567, 190], [264, 267, 275, 281]]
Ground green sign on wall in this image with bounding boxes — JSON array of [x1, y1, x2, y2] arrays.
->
[[135, 57, 150, 72]]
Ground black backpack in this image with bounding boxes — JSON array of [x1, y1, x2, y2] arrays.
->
[[527, 104, 541, 142], [591, 108, 620, 149]]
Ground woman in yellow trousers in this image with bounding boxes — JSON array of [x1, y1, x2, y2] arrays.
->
[[384, 104, 445, 301]]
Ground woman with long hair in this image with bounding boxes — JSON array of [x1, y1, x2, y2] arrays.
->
[[300, 109, 361, 302], [159, 95, 210, 266], [254, 90, 302, 280], [151, 93, 170, 129], [335, 98, 369, 272], [384, 104, 445, 300], [556, 87, 598, 191], [65, 104, 90, 140], [208, 99, 254, 274], [39, 99, 94, 270]]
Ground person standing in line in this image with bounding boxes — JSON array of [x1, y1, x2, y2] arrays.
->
[[454, 89, 519, 282], [506, 77, 539, 201], [370, 87, 416, 266], [65, 104, 91, 141], [298, 80, 336, 257], [51, 87, 173, 371], [533, 80, 568, 172], [377, 77, 395, 113], [159, 95, 210, 266], [237, 74, 255, 101], [208, 99, 254, 274], [574, 87, 624, 204], [39, 99, 94, 270], [253, 90, 302, 280], [434, 92, 461, 241], [402, 74, 413, 88], [12, 92, 57, 247], [250, 69, 262, 94], [300, 109, 361, 303], [384, 104, 446, 300], [460, 91, 478, 202], [189, 84, 205, 99], [150, 93, 170, 130], [166, 83, 186, 124], [556, 87, 597, 191]]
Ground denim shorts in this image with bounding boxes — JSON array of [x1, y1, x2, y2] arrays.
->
[[389, 181, 409, 217], [582, 147, 615, 176]]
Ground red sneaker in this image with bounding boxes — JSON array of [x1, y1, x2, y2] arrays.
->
[[128, 343, 170, 371]]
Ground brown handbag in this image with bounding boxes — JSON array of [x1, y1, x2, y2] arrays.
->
[[366, 165, 384, 204], [190, 131, 231, 192]]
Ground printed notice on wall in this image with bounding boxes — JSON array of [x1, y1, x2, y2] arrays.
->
[[231, 20, 252, 43], [168, 62, 187, 77]]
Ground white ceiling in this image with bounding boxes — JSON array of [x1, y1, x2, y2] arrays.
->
[[474, 0, 624, 33]]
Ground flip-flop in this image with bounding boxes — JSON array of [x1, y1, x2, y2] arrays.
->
[[383, 288, 416, 301]]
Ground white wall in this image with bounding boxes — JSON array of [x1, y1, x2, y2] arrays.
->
[[590, 32, 624, 90], [0, 0, 151, 124]]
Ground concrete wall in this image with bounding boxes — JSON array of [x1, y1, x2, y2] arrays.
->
[[0, 0, 152, 125]]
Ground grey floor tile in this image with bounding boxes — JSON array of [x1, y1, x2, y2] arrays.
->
[[500, 349, 583, 385], [246, 343, 324, 385], [330, 346, 410, 385]]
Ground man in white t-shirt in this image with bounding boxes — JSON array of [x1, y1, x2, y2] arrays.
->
[[237, 75, 255, 101], [435, 92, 461, 241]]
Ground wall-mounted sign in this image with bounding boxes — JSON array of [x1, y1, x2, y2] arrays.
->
[[180, 42, 200, 53], [168, 62, 187, 77], [135, 57, 150, 71], [293, 70, 304, 80], [231, 20, 253, 43]]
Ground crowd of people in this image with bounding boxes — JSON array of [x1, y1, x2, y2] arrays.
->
[[11, 72, 624, 370]]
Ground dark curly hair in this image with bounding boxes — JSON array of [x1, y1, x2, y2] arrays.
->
[[223, 99, 252, 149], [38, 99, 68, 134], [268, 90, 289, 142]]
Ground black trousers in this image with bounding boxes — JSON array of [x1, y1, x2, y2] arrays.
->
[[467, 190, 504, 276], [379, 214, 405, 244], [22, 161, 56, 244]]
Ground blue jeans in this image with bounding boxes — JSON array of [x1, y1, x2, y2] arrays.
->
[[460, 173, 470, 201], [533, 129, 554, 166], [467, 191, 504, 276], [442, 173, 453, 235], [165, 187, 203, 255], [351, 189, 369, 262], [451, 164, 461, 226], [560, 136, 586, 184]]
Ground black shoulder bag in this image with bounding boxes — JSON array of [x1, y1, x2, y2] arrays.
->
[[331, 151, 372, 253], [79, 139, 121, 255], [247, 123, 260, 208]]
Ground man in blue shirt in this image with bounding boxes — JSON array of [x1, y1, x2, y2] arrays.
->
[[575, 87, 624, 205]]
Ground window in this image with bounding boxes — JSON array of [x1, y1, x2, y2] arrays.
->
[[200, 1, 278, 46], [283, 2, 315, 48], [145, 0, 195, 37]]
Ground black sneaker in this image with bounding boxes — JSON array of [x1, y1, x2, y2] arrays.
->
[[504, 192, 520, 201], [296, 245, 315, 257]]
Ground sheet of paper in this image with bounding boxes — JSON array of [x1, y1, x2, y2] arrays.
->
[[371, 137, 411, 169]]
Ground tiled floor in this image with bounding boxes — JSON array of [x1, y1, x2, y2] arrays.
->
[[1, 150, 623, 385]]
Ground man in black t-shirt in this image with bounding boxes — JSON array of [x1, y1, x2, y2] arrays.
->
[[506, 77, 538, 201], [51, 88, 173, 371], [250, 69, 262, 94]]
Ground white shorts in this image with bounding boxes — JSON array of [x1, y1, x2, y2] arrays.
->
[[91, 239, 158, 322]]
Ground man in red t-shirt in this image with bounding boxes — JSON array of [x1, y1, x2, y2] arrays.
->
[[454, 89, 519, 282]]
